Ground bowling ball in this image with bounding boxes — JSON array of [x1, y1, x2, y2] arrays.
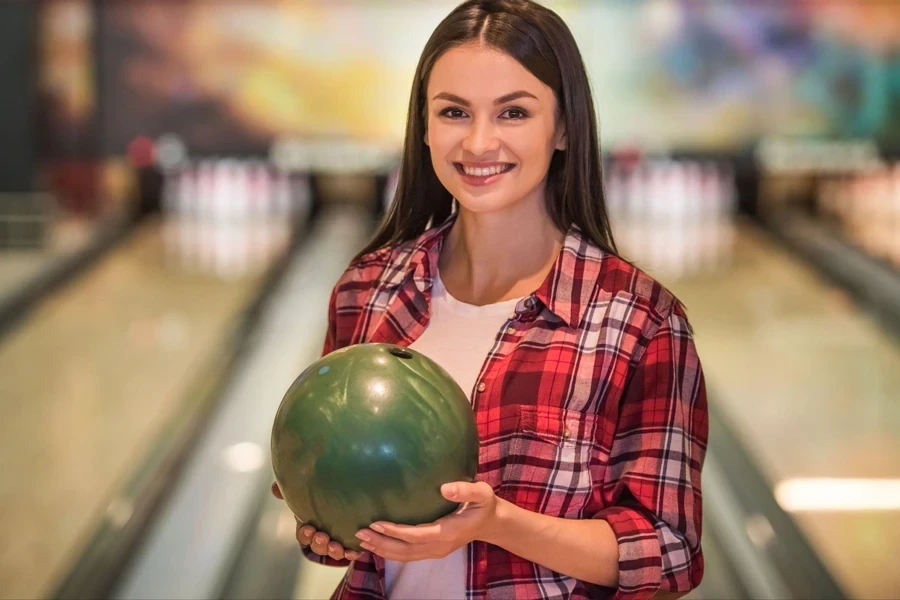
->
[[271, 343, 480, 552]]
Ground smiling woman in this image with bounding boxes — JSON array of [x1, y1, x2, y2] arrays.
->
[[356, 0, 617, 266], [427, 47, 564, 205], [272, 1, 708, 599]]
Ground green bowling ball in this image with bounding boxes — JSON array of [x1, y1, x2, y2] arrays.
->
[[271, 343, 480, 552]]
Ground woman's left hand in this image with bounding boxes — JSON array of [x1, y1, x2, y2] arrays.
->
[[354, 481, 499, 562]]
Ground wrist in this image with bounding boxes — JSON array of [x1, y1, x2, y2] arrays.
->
[[479, 496, 514, 546]]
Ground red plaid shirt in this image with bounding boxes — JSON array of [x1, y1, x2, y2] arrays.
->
[[303, 214, 707, 600]]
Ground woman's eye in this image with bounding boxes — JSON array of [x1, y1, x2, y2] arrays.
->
[[503, 108, 528, 120], [440, 107, 467, 119]]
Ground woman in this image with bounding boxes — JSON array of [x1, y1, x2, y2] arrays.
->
[[272, 1, 707, 598]]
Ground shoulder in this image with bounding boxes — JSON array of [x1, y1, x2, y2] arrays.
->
[[564, 226, 686, 327], [585, 254, 697, 374], [598, 254, 685, 318], [331, 234, 424, 297]]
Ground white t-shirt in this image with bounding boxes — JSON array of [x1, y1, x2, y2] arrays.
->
[[384, 269, 525, 600]]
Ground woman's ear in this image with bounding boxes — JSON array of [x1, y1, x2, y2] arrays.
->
[[554, 123, 566, 151]]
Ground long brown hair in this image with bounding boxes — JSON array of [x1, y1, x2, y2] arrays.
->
[[355, 0, 617, 261]]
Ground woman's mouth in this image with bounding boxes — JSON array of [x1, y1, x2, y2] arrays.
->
[[454, 163, 516, 186]]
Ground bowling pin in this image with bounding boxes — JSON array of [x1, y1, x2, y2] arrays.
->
[[699, 163, 719, 274], [217, 159, 240, 222], [682, 161, 702, 275], [274, 169, 292, 217], [233, 160, 251, 222], [249, 162, 271, 219], [196, 160, 215, 219], [176, 165, 194, 216], [161, 168, 178, 216]]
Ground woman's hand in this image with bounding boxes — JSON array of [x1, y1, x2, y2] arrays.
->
[[354, 481, 499, 562], [271, 482, 362, 561]]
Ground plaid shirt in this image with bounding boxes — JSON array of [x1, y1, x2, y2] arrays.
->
[[302, 214, 707, 600]]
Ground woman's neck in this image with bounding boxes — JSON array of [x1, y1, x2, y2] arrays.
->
[[437, 200, 564, 306]]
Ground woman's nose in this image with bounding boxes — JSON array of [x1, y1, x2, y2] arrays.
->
[[461, 119, 501, 156]]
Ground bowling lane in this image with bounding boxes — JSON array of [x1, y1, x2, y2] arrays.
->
[[0, 216, 285, 599], [666, 222, 900, 600], [111, 205, 373, 599], [0, 213, 125, 309]]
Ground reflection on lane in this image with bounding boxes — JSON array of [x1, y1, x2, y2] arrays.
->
[[776, 478, 900, 512]]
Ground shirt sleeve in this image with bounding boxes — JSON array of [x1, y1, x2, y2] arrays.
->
[[591, 306, 708, 599], [322, 283, 338, 356]]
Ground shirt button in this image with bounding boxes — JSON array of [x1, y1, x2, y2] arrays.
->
[[477, 382, 486, 393], [505, 326, 516, 335]]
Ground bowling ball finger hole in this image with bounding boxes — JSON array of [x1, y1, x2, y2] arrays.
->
[[389, 348, 413, 360]]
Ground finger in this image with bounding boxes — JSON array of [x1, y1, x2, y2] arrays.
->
[[441, 481, 493, 503], [368, 521, 444, 544], [327, 541, 345, 561], [271, 482, 283, 500], [344, 550, 360, 561], [296, 524, 315, 547], [356, 529, 414, 560], [358, 537, 443, 562], [310, 531, 331, 556]]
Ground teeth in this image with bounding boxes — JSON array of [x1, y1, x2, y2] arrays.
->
[[462, 164, 509, 177]]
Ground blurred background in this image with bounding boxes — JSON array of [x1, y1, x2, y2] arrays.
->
[[0, 0, 898, 598]]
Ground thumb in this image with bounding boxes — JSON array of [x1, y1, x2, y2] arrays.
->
[[441, 481, 492, 503]]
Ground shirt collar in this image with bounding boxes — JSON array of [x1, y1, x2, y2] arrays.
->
[[405, 213, 605, 330]]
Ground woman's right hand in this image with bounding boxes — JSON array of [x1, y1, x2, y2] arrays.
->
[[271, 482, 361, 561]]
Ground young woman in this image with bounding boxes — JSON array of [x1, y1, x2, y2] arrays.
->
[[272, 1, 707, 598]]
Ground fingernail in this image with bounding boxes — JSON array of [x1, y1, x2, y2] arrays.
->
[[370, 523, 384, 533], [315, 534, 327, 544], [355, 531, 371, 542], [445, 484, 457, 497], [345, 552, 359, 560], [360, 542, 374, 551]]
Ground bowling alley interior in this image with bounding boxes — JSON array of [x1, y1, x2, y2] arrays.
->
[[1, 1, 898, 599]]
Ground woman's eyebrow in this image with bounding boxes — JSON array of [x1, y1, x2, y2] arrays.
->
[[431, 90, 538, 106]]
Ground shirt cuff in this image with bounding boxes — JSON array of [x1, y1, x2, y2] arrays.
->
[[592, 506, 662, 600]]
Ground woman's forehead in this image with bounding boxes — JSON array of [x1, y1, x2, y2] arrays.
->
[[427, 44, 551, 102]]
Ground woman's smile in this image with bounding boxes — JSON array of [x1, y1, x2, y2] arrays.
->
[[453, 162, 517, 186]]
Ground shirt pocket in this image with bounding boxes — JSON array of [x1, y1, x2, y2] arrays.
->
[[496, 404, 598, 519]]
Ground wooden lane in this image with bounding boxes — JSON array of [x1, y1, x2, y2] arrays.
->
[[667, 222, 900, 600], [0, 217, 274, 599]]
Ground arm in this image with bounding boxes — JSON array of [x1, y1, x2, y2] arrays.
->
[[483, 499, 619, 585], [483, 309, 706, 598], [590, 307, 707, 599]]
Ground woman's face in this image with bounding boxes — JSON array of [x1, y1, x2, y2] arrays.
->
[[425, 43, 565, 215]]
